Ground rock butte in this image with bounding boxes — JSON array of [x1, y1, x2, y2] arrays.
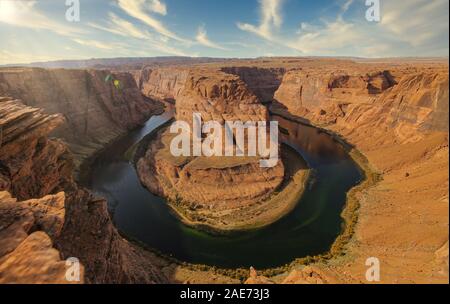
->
[[135, 70, 307, 232], [0, 57, 448, 284]]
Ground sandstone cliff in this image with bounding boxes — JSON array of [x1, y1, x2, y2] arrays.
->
[[273, 66, 449, 136], [266, 62, 449, 284], [135, 69, 311, 232], [137, 67, 189, 103], [0, 68, 163, 169], [0, 97, 166, 283], [0, 97, 73, 200], [221, 66, 286, 103], [175, 69, 268, 124]]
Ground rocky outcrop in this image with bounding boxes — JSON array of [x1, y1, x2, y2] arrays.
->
[[137, 67, 189, 102], [137, 128, 285, 207], [135, 69, 310, 232], [176, 70, 268, 124], [245, 266, 340, 284], [273, 67, 449, 137], [0, 97, 74, 200], [0, 96, 166, 283], [0, 188, 163, 284], [0, 191, 77, 284], [221, 67, 286, 103], [0, 68, 163, 169], [56, 189, 167, 284]]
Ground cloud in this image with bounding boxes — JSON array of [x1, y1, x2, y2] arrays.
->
[[290, 0, 449, 57], [89, 13, 152, 40], [117, 0, 186, 42], [148, 0, 167, 16], [237, 0, 283, 40], [196, 25, 228, 50], [380, 0, 449, 47], [72, 38, 120, 50], [289, 19, 363, 55], [341, 0, 354, 15], [0, 50, 64, 65], [240, 0, 448, 57], [88, 13, 189, 56], [0, 0, 84, 37]]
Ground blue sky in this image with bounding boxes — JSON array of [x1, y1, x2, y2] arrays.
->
[[0, 0, 448, 64]]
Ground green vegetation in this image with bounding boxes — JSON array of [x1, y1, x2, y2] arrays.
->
[[125, 111, 382, 282], [177, 146, 379, 282]]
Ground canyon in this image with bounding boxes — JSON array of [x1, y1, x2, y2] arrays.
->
[[0, 68, 163, 171], [0, 57, 448, 284], [134, 69, 307, 232]]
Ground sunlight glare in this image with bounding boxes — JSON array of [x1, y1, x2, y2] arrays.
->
[[0, 1, 17, 21]]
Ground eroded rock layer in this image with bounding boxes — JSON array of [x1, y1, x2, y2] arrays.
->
[[0, 68, 163, 168], [273, 66, 449, 134], [137, 67, 189, 102], [0, 97, 73, 200], [0, 57, 448, 284], [135, 69, 311, 232], [221, 66, 286, 103], [0, 191, 73, 284], [265, 61, 449, 284], [0, 97, 166, 283]]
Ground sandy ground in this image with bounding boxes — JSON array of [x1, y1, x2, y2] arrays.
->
[[313, 131, 449, 284]]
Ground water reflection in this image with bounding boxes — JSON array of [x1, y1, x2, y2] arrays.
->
[[85, 110, 362, 268]]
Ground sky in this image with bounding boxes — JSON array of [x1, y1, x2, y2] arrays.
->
[[0, 0, 448, 64]]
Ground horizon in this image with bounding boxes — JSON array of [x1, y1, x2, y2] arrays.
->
[[0, 0, 449, 65], [1, 55, 449, 68]]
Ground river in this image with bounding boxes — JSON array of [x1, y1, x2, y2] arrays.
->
[[84, 110, 363, 269]]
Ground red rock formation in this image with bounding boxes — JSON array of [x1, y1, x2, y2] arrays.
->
[[0, 96, 166, 283], [273, 66, 449, 136], [135, 69, 297, 231], [176, 70, 268, 124], [0, 190, 77, 284], [137, 131, 284, 208], [137, 67, 189, 102], [1, 58, 448, 284], [221, 66, 286, 103], [0, 68, 163, 168], [0, 97, 73, 200]]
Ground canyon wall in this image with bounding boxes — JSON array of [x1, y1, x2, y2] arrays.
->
[[0, 97, 73, 200], [137, 67, 189, 102], [265, 63, 449, 284], [1, 59, 448, 284], [221, 67, 286, 103], [273, 67, 449, 136], [138, 66, 285, 105], [0, 97, 166, 283], [0, 68, 163, 168], [175, 69, 268, 123], [135, 69, 302, 232]]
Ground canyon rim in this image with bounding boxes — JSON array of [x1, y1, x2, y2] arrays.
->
[[0, 0, 448, 289]]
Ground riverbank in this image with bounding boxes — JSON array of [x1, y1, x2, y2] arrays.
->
[[125, 120, 379, 283], [165, 145, 311, 235], [77, 107, 166, 185], [216, 133, 380, 281], [84, 107, 372, 276], [133, 124, 311, 235]]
